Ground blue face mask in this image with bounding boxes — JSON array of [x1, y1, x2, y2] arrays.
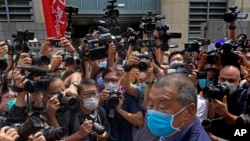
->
[[147, 106, 186, 137], [138, 83, 146, 94], [7, 99, 16, 111], [198, 79, 212, 89]]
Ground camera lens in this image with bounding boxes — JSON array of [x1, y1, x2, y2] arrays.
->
[[93, 122, 105, 135], [201, 119, 212, 130], [138, 59, 149, 72]]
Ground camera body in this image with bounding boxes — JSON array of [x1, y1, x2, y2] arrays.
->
[[60, 52, 74, 66], [54, 91, 77, 110], [4, 40, 23, 54], [138, 39, 156, 48], [204, 83, 230, 101], [142, 12, 165, 34], [50, 39, 61, 48], [202, 117, 223, 133], [29, 52, 51, 66], [224, 6, 248, 22], [24, 78, 50, 93], [42, 126, 68, 140], [108, 89, 122, 107], [137, 53, 151, 72]]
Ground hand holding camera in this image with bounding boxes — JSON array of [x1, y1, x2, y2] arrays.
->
[[17, 53, 32, 66], [0, 41, 8, 58], [46, 96, 60, 117], [78, 119, 93, 138], [0, 126, 19, 141]]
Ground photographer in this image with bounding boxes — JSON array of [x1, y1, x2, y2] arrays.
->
[[47, 78, 108, 141], [99, 66, 143, 141], [206, 65, 250, 140], [121, 51, 160, 141]]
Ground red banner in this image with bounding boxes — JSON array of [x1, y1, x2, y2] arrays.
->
[[42, 0, 67, 38]]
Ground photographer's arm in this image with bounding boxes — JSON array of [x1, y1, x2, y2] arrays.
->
[[115, 96, 144, 127], [64, 72, 82, 97], [45, 96, 60, 128], [40, 37, 54, 56], [107, 43, 116, 68], [121, 53, 140, 97]]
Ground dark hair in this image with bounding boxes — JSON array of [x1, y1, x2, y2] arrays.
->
[[102, 66, 122, 79], [77, 78, 98, 94], [168, 51, 184, 64], [153, 73, 197, 109]]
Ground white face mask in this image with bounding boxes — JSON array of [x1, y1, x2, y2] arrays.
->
[[83, 97, 99, 111], [219, 82, 238, 95], [105, 82, 119, 90]]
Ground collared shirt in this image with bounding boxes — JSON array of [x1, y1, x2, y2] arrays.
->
[[159, 121, 193, 141]]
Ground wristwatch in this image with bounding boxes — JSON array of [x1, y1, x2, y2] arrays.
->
[[71, 81, 79, 88], [123, 64, 132, 72]]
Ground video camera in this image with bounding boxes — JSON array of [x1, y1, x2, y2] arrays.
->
[[84, 26, 113, 61], [224, 5, 248, 22], [141, 12, 165, 34], [11, 66, 49, 93], [185, 38, 210, 52], [203, 83, 230, 101], [3, 30, 34, 55], [138, 38, 156, 48], [127, 27, 140, 47], [103, 0, 124, 19], [157, 23, 182, 51]]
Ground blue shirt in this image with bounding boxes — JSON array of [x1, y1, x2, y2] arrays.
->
[[102, 92, 141, 141]]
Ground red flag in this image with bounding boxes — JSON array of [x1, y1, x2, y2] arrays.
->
[[42, 0, 67, 38]]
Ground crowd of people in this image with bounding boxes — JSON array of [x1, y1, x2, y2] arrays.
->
[[0, 21, 250, 141]]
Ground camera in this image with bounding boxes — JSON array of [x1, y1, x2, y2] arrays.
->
[[202, 117, 224, 132], [142, 12, 165, 34], [103, 0, 124, 19], [42, 126, 68, 140], [29, 52, 51, 66], [224, 5, 248, 22], [54, 91, 77, 110], [60, 52, 75, 66], [50, 39, 61, 48], [108, 89, 122, 107], [203, 83, 230, 101], [185, 38, 209, 52], [11, 114, 45, 139], [138, 38, 156, 48], [127, 27, 140, 46], [84, 33, 108, 61], [88, 114, 106, 135], [4, 40, 23, 54], [137, 53, 151, 72], [24, 77, 50, 93], [157, 24, 182, 51]]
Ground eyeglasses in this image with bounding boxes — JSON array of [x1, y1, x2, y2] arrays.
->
[[80, 91, 98, 97], [103, 78, 119, 84]]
